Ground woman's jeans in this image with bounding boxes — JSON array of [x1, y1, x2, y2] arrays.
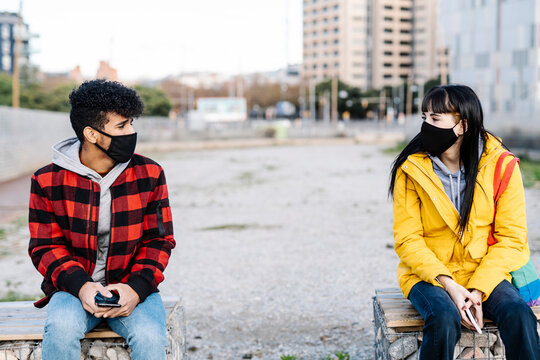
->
[[408, 280, 540, 360], [42, 291, 168, 360]]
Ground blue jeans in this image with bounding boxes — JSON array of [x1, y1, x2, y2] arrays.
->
[[409, 280, 540, 360], [42, 291, 168, 360]]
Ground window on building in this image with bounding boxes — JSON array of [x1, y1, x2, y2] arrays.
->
[[400, 7, 411, 11], [384, 17, 393, 21], [335, 62, 339, 67], [399, 74, 408, 79], [313, 53, 318, 58], [353, 74, 364, 79], [475, 53, 489, 68], [323, 7, 328, 12], [313, 0, 317, 3], [384, 63, 392, 68], [323, 63, 328, 69], [2, 25, 11, 40], [399, 52, 410, 56], [400, 41, 412, 45], [512, 50, 528, 67], [312, 20, 318, 25], [333, 39, 339, 44], [384, 5, 393, 10], [383, 74, 392, 79], [324, 52, 329, 57], [313, 42, 318, 47], [323, 18, 329, 23], [313, 31, 318, 37], [400, 63, 412, 68], [334, 51, 339, 56], [334, 16, 339, 22], [400, 29, 411, 34], [334, 28, 339, 33], [333, 5, 339, 10], [353, 62, 363, 67], [384, 28, 393, 33], [384, 40, 393, 44], [400, 18, 412, 23], [323, 29, 328, 34], [313, 64, 318, 69], [323, 40, 328, 46], [2, 55, 11, 71], [384, 51, 393, 56]]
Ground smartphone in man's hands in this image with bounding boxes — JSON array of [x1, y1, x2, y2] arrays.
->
[[95, 291, 121, 308]]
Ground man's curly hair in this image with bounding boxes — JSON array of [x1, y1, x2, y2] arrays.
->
[[69, 79, 144, 143]]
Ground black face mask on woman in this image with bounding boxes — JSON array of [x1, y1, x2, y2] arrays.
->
[[91, 127, 137, 163], [420, 121, 459, 156]]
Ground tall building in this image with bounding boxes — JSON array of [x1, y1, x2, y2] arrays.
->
[[439, 0, 539, 117], [302, 0, 447, 91], [0, 12, 32, 74], [370, 0, 414, 89], [302, 0, 371, 89]]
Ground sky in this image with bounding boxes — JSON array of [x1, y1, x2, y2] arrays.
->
[[3, 0, 303, 80]]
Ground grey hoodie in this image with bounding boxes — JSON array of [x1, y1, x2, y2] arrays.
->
[[52, 137, 130, 286], [429, 137, 484, 213]]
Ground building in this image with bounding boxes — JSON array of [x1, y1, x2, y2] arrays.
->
[[302, 0, 447, 91], [96, 60, 118, 81], [439, 0, 539, 117], [0, 12, 32, 74], [302, 0, 371, 89], [411, 0, 448, 86], [370, 0, 414, 89]]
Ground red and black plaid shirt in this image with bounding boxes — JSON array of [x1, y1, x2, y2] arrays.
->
[[28, 154, 175, 308]]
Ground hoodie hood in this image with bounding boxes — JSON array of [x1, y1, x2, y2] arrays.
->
[[52, 137, 129, 189]]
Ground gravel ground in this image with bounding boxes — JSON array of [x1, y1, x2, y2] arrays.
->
[[1, 142, 540, 360]]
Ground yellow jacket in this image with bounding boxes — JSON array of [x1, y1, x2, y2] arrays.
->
[[393, 133, 529, 301]]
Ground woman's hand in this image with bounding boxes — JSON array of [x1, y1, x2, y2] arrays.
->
[[437, 276, 481, 330], [465, 289, 484, 331]]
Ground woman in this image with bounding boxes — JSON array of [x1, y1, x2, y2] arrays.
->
[[389, 84, 540, 359]]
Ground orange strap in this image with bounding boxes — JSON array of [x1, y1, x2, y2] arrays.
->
[[488, 151, 519, 246]]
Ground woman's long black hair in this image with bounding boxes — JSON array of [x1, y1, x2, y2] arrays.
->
[[389, 84, 488, 238]]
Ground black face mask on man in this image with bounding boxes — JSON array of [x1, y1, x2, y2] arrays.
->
[[420, 120, 460, 156], [91, 127, 137, 163]]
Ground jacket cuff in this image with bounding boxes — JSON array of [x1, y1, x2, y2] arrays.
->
[[57, 269, 93, 299], [127, 275, 153, 303]]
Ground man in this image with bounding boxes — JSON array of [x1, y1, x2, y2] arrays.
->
[[28, 79, 176, 360]]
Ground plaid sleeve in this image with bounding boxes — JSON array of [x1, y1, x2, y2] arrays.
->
[[127, 168, 176, 302], [28, 174, 93, 298]]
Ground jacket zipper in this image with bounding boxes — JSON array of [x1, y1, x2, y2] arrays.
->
[[87, 181, 95, 272], [105, 199, 113, 284]]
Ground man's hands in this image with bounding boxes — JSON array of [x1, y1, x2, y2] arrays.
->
[[78, 282, 140, 319], [99, 283, 140, 318], [437, 276, 483, 331], [78, 282, 113, 318]]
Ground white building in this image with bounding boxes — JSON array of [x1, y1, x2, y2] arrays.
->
[[439, 0, 540, 117]]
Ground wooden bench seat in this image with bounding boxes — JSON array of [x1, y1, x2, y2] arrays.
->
[[0, 297, 180, 341], [375, 288, 540, 332]]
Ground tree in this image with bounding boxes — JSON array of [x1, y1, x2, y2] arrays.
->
[[134, 85, 172, 116], [0, 73, 12, 106]]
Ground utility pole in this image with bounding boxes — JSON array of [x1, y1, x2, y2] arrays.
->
[[12, 0, 23, 108], [331, 75, 338, 123], [309, 80, 316, 121], [406, 73, 413, 115], [379, 89, 386, 121]]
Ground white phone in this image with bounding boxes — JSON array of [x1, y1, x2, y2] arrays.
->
[[465, 308, 482, 334]]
